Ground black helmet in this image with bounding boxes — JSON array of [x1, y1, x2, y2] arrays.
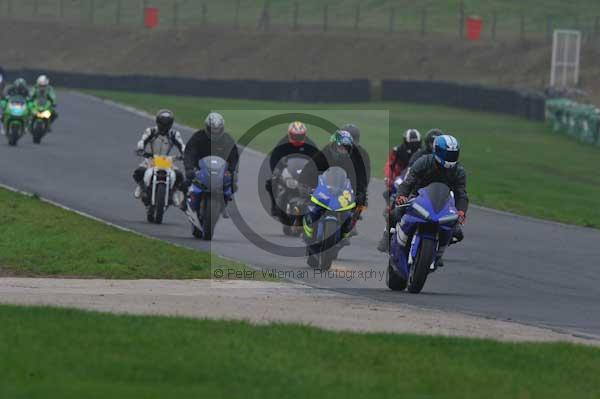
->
[[424, 128, 444, 152], [156, 109, 174, 135], [403, 128, 422, 154], [342, 123, 360, 144], [205, 112, 225, 140]]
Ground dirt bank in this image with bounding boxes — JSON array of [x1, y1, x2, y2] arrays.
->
[[1, 19, 599, 101], [0, 277, 597, 345]]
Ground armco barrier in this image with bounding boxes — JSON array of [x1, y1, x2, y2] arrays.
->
[[4, 68, 371, 103], [381, 80, 545, 121], [4, 69, 547, 121]]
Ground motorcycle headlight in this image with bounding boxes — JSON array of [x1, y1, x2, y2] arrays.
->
[[37, 110, 52, 119], [285, 178, 298, 189], [411, 203, 430, 219], [439, 214, 459, 225]]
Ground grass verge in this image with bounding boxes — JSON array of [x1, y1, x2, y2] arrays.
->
[[86, 90, 600, 228], [0, 187, 252, 279], [0, 304, 599, 399]]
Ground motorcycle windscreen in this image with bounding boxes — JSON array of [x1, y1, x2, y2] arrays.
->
[[8, 97, 27, 116], [421, 182, 452, 213], [199, 156, 228, 192], [322, 167, 350, 197], [284, 157, 310, 179]]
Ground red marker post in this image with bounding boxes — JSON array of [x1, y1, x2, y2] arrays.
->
[[466, 16, 483, 41], [144, 7, 159, 29]]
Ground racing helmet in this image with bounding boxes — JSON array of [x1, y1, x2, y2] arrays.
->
[[156, 109, 175, 135], [404, 128, 422, 153], [331, 130, 353, 159], [433, 135, 460, 169], [37, 75, 50, 87], [342, 123, 360, 144], [424, 128, 443, 152], [205, 112, 225, 140], [288, 121, 307, 147]]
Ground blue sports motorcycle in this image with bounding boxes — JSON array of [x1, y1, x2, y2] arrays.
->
[[388, 182, 459, 293], [186, 156, 233, 240], [304, 167, 356, 270]]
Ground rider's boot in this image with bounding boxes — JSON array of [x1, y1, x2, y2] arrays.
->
[[377, 230, 389, 252], [222, 201, 230, 219], [172, 190, 185, 208], [134, 184, 143, 199], [434, 245, 448, 268]]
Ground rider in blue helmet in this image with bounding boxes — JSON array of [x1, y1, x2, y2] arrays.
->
[[390, 134, 468, 267]]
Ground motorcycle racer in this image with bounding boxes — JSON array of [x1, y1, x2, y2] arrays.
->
[[265, 121, 319, 216], [133, 110, 186, 202]]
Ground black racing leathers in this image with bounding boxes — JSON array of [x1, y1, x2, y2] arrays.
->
[[269, 136, 319, 172], [408, 148, 429, 167], [183, 129, 240, 184], [397, 154, 469, 213], [299, 143, 369, 206], [354, 143, 371, 185]]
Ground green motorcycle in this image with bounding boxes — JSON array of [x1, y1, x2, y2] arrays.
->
[[30, 97, 53, 144], [2, 95, 31, 146]]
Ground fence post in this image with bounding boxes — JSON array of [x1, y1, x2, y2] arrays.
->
[[389, 7, 395, 32], [173, 0, 179, 29], [33, 0, 39, 16], [116, 0, 121, 25], [323, 4, 328, 32], [292, 2, 298, 31], [234, 0, 240, 30], [492, 11, 497, 40], [202, 3, 207, 26], [546, 15, 553, 41], [142, 0, 148, 27], [7, 0, 12, 18], [459, 1, 464, 38], [89, 0, 95, 25], [354, 2, 360, 32], [520, 13, 525, 40], [257, 0, 270, 32], [59, 0, 65, 18], [595, 16, 600, 36], [421, 7, 427, 36]]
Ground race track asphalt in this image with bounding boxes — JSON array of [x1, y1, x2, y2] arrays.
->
[[0, 91, 598, 338]]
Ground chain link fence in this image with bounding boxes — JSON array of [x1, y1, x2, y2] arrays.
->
[[1, 0, 599, 41]]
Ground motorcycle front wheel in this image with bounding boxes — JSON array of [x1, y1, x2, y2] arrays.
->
[[407, 238, 436, 294]]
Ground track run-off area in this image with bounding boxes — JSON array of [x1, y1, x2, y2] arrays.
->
[[0, 91, 599, 340]]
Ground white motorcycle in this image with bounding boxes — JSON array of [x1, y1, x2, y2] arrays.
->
[[139, 152, 183, 224]]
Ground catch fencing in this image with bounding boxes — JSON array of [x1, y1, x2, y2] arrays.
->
[[382, 80, 545, 121], [0, 0, 599, 41]]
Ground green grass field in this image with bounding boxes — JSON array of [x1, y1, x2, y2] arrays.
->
[[87, 90, 600, 229], [0, 187, 251, 278], [5, 0, 598, 34], [0, 304, 598, 398]]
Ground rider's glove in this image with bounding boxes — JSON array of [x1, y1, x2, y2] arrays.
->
[[356, 192, 367, 207], [457, 210, 466, 225], [135, 149, 144, 156], [396, 196, 409, 205]]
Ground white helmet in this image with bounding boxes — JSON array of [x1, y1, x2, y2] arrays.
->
[[404, 128, 421, 143], [37, 75, 50, 87]]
